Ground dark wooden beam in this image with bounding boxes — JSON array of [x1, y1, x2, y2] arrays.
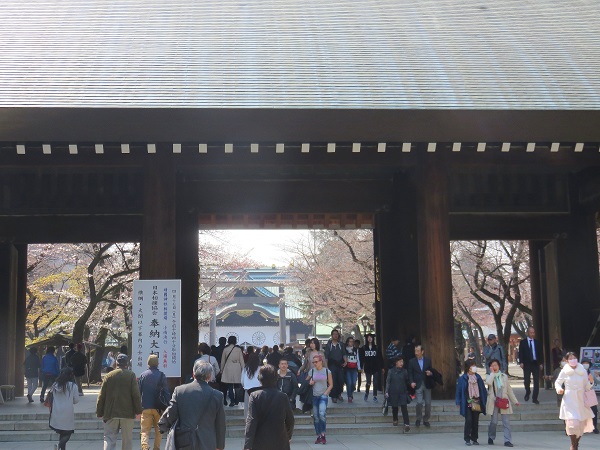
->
[[0, 216, 142, 244], [182, 179, 393, 214], [449, 214, 575, 240], [2, 108, 600, 142]]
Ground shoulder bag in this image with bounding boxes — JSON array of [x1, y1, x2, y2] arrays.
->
[[493, 381, 509, 410], [43, 387, 54, 410], [468, 397, 482, 413], [157, 372, 170, 411], [382, 396, 389, 416], [584, 389, 598, 408], [217, 346, 235, 383], [164, 419, 177, 450], [234, 384, 245, 403]]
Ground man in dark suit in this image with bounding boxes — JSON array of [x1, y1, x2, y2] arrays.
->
[[408, 344, 433, 427], [159, 360, 226, 450], [518, 326, 544, 404]]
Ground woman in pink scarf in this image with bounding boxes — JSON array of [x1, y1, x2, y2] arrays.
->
[[456, 359, 487, 446]]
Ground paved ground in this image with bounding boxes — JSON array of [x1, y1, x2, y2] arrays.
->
[[1, 431, 599, 450], [1, 363, 598, 449]]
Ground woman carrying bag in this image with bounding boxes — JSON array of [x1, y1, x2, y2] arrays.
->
[[309, 354, 332, 445], [385, 357, 411, 432], [555, 352, 594, 450], [220, 336, 245, 407], [48, 367, 79, 450], [485, 358, 519, 447], [456, 359, 487, 446]]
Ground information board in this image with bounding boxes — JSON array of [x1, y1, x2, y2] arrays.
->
[[132, 280, 181, 378]]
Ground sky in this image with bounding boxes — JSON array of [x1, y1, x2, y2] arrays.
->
[[200, 230, 310, 267]]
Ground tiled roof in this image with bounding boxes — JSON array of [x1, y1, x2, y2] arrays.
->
[[1, 0, 599, 109]]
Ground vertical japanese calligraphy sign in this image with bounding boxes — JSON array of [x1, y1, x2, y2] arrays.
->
[[132, 280, 181, 378]]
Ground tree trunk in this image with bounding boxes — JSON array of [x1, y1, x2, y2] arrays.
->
[[72, 299, 99, 343], [90, 328, 108, 383]]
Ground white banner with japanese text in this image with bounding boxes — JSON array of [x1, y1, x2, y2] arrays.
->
[[133, 280, 181, 378]]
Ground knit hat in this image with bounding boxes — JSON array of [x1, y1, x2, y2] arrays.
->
[[116, 353, 129, 365], [147, 354, 159, 367]]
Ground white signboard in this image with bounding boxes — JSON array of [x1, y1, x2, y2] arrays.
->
[[580, 347, 600, 392], [133, 280, 181, 378]]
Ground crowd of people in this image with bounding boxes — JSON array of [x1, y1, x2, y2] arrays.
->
[[20, 325, 600, 450]]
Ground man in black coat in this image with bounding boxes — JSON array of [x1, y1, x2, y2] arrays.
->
[[408, 344, 433, 427], [214, 336, 228, 405], [23, 347, 41, 403], [518, 326, 544, 404], [266, 345, 282, 367], [63, 342, 76, 368], [70, 343, 87, 395], [244, 365, 295, 450]]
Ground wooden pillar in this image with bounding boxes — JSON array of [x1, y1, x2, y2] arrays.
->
[[140, 152, 176, 279], [175, 200, 199, 384], [529, 240, 552, 382], [374, 173, 420, 351], [417, 157, 456, 398], [543, 213, 600, 350], [140, 152, 199, 383], [0, 244, 18, 387], [15, 244, 27, 396]]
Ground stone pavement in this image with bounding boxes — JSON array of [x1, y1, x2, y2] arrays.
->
[[1, 431, 599, 450]]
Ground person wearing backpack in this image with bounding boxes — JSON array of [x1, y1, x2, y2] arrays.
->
[[323, 329, 345, 403], [138, 354, 170, 450], [309, 354, 332, 444]]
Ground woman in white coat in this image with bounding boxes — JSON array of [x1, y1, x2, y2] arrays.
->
[[555, 352, 594, 450], [485, 358, 519, 447], [49, 367, 79, 450]]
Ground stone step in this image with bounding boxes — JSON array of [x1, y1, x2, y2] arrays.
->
[[0, 420, 565, 442], [0, 402, 559, 422], [0, 408, 561, 430]]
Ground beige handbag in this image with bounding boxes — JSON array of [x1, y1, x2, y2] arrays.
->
[[584, 390, 598, 408]]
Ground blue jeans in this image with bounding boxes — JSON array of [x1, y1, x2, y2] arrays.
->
[[345, 369, 358, 399], [312, 394, 328, 435]]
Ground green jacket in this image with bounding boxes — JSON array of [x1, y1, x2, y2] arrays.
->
[[96, 368, 143, 419]]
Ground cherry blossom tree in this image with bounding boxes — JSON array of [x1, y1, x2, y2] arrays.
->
[[282, 230, 375, 333], [451, 240, 532, 373]]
